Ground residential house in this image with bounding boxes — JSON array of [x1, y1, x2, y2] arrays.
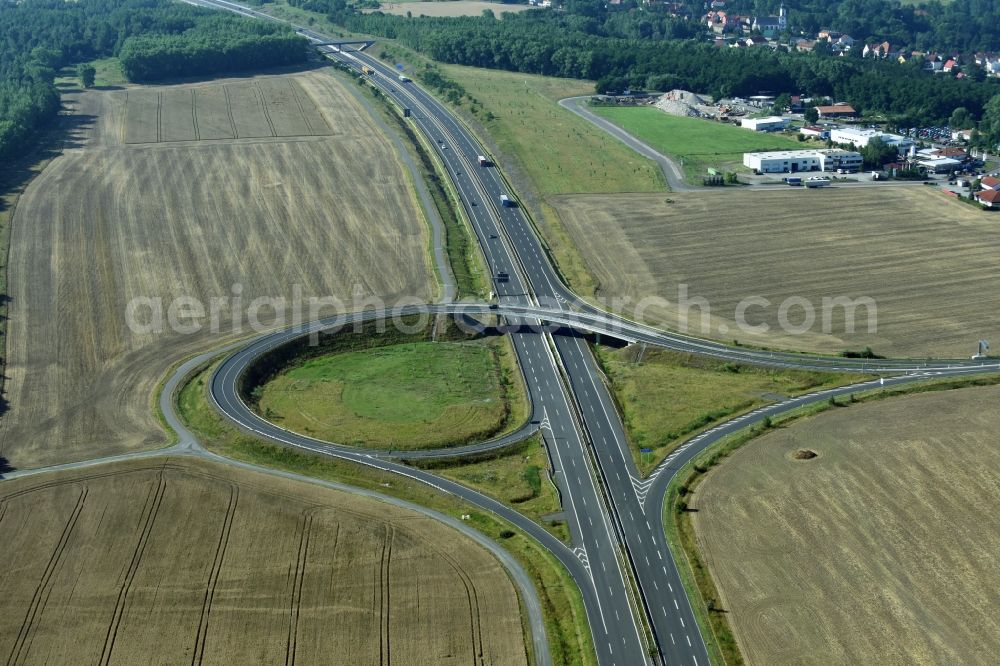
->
[[796, 39, 816, 52], [942, 58, 957, 73], [980, 176, 1000, 190], [863, 41, 892, 59], [974, 189, 1000, 208], [836, 35, 855, 49]]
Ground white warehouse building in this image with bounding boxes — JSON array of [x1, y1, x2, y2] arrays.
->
[[741, 116, 790, 132], [830, 127, 915, 151], [744, 149, 863, 173], [744, 150, 821, 173]]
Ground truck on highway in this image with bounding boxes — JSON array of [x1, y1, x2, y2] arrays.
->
[[499, 194, 514, 207], [361, 65, 374, 76], [398, 74, 411, 82], [478, 155, 490, 167], [805, 176, 831, 188]]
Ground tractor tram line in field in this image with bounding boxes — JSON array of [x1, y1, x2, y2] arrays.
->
[[184, 2, 1000, 664], [3, 2, 995, 664]]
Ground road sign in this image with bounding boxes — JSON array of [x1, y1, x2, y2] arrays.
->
[[640, 448, 652, 453]]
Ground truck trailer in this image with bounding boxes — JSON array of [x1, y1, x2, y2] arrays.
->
[[478, 155, 490, 167], [499, 194, 514, 207]]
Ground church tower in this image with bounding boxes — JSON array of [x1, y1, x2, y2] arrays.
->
[[778, 3, 787, 30]]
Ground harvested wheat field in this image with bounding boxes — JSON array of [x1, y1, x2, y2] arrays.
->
[[554, 187, 998, 357], [0, 68, 434, 469], [0, 457, 527, 665], [372, 1, 530, 17], [691, 385, 1000, 665]]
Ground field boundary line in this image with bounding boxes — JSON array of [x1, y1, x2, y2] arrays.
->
[[99, 472, 167, 666], [192, 482, 240, 665], [7, 485, 88, 666], [156, 91, 162, 143]]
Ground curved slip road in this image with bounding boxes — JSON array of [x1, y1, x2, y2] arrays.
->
[[172, 3, 1000, 664]]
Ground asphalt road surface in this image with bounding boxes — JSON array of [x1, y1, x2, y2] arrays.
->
[[174, 3, 1000, 663]]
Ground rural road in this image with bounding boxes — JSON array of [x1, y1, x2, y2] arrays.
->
[[183, 3, 1000, 665], [559, 95, 695, 192]]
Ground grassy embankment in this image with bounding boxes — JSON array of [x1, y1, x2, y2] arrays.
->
[[662, 372, 1000, 666], [590, 106, 804, 183], [594, 344, 858, 475], [433, 63, 665, 297], [177, 361, 596, 666]]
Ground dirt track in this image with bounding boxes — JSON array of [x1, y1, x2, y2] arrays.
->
[[0, 69, 433, 469]]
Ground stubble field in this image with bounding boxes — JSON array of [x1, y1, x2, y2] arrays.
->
[[0, 69, 434, 469], [372, 1, 531, 17], [554, 187, 996, 357], [0, 457, 527, 665], [691, 385, 1000, 665]]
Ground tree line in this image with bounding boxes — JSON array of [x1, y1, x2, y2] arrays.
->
[[0, 0, 308, 160], [119, 16, 307, 83], [343, 10, 1000, 128]]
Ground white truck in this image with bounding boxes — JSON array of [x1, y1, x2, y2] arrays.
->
[[805, 176, 831, 188]]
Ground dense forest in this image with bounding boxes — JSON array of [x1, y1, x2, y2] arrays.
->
[[344, 9, 1000, 130], [0, 0, 307, 159]]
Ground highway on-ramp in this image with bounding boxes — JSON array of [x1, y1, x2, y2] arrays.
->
[[179, 3, 1000, 664]]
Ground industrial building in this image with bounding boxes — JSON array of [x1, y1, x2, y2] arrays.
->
[[744, 149, 862, 173], [830, 127, 915, 151], [740, 116, 790, 132]]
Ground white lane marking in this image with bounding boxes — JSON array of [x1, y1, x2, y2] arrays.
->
[[674, 599, 679, 610]]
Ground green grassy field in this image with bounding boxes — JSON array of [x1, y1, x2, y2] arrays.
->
[[258, 341, 515, 449], [596, 345, 855, 474], [590, 106, 804, 183], [440, 64, 665, 195]]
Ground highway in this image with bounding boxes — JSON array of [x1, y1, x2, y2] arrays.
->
[[177, 3, 1000, 664]]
